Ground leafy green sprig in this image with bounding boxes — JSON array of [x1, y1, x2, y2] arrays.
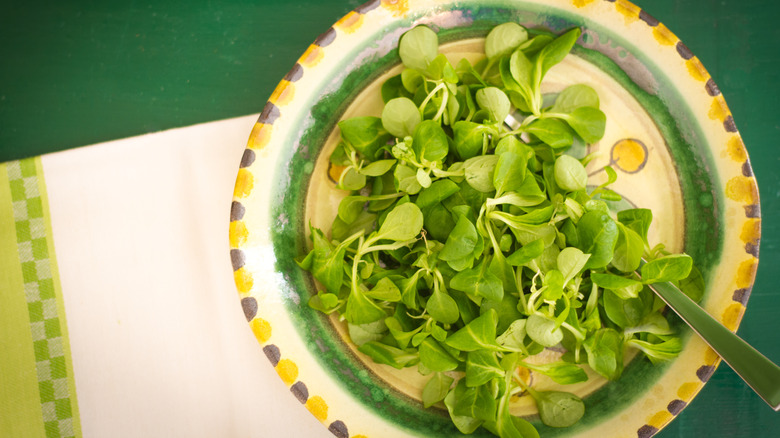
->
[[298, 22, 704, 438]]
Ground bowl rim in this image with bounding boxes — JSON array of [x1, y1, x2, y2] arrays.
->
[[229, 0, 761, 437]]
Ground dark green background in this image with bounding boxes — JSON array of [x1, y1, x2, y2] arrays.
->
[[2, 0, 778, 436]]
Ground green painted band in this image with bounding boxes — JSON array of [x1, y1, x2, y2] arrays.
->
[[267, 3, 721, 436]]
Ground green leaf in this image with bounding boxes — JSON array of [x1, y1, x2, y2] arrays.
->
[[385, 315, 423, 349], [419, 337, 460, 372], [328, 142, 351, 166], [307, 291, 340, 314], [509, 48, 534, 95], [422, 202, 456, 242], [394, 163, 423, 195], [357, 341, 418, 369], [499, 234, 513, 252], [465, 350, 503, 387], [538, 241, 561, 273], [445, 253, 476, 272], [514, 173, 546, 206], [337, 196, 367, 224], [450, 258, 504, 302], [422, 373, 454, 408], [452, 120, 488, 160], [446, 87, 463, 124], [583, 328, 624, 380], [504, 84, 533, 117], [506, 239, 545, 266], [416, 179, 460, 209], [368, 172, 397, 211], [611, 223, 644, 273], [525, 118, 574, 150], [526, 313, 563, 347], [364, 277, 402, 302], [565, 106, 606, 144], [624, 312, 675, 336], [560, 219, 579, 248], [347, 319, 387, 346], [617, 208, 653, 244], [486, 256, 521, 302], [505, 222, 557, 249], [497, 319, 528, 352], [381, 74, 412, 103], [496, 410, 540, 438], [443, 291, 474, 327], [577, 210, 619, 270], [439, 214, 479, 261], [627, 337, 682, 364], [518, 34, 554, 56], [345, 287, 388, 325], [452, 378, 498, 422], [332, 209, 375, 241], [382, 97, 422, 138], [416, 167, 432, 188], [444, 384, 484, 434], [476, 87, 511, 123], [426, 286, 460, 325], [399, 25, 439, 72], [641, 254, 693, 284], [413, 119, 450, 162], [339, 167, 367, 190], [534, 391, 585, 428], [485, 22, 528, 60], [602, 288, 653, 328], [446, 309, 501, 351], [553, 155, 587, 192], [493, 151, 528, 196], [495, 134, 530, 157], [591, 273, 642, 297], [557, 247, 589, 285], [360, 159, 397, 177], [399, 271, 421, 310], [490, 204, 552, 227], [521, 362, 588, 385], [542, 270, 564, 301], [425, 53, 459, 83], [455, 59, 487, 87], [678, 264, 705, 302], [464, 155, 499, 193], [377, 202, 424, 241], [551, 84, 600, 113], [338, 116, 393, 159], [306, 227, 359, 294], [535, 27, 581, 81], [401, 68, 425, 93]]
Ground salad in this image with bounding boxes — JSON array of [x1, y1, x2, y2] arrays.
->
[[297, 22, 701, 438]]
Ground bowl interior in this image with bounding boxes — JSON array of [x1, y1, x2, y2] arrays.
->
[[233, 1, 758, 437], [269, 11, 719, 438]]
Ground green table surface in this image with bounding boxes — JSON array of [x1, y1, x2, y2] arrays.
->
[[2, 0, 778, 436]]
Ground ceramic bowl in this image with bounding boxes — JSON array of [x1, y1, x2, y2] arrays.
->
[[229, 0, 760, 436]]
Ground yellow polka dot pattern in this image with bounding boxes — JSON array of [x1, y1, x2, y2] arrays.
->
[[596, 2, 760, 436], [227, 2, 760, 438], [571, 0, 596, 8], [615, 0, 641, 24], [249, 318, 272, 343], [226, 4, 388, 437], [381, 0, 409, 17]]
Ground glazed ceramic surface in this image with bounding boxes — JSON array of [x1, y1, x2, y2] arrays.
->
[[229, 1, 760, 437]]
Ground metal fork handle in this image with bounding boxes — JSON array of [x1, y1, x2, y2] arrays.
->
[[645, 278, 780, 410]]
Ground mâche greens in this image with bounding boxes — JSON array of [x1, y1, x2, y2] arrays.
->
[[297, 22, 703, 438]]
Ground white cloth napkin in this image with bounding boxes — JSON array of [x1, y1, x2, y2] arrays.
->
[[39, 115, 331, 437]]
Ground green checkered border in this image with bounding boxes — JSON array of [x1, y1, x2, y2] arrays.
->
[[6, 159, 76, 438]]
